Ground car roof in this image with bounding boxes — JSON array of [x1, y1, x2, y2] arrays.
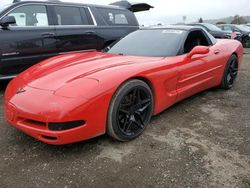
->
[[11, 0, 125, 10], [141, 25, 202, 31], [219, 24, 236, 26], [188, 23, 215, 27]]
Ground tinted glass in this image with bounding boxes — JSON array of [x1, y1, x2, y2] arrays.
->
[[98, 8, 136, 26], [7, 5, 48, 26], [108, 29, 186, 57], [54, 6, 86, 25], [184, 30, 210, 53]]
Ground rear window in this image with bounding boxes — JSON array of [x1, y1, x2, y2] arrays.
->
[[98, 8, 137, 26], [54, 6, 88, 25]]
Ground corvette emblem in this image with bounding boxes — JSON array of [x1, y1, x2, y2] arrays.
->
[[16, 87, 26, 94]]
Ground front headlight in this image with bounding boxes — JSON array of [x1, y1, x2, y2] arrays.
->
[[54, 78, 99, 99]]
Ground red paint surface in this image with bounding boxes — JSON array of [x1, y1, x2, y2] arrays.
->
[[4, 40, 243, 145]]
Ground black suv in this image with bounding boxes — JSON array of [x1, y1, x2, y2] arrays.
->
[[0, 0, 152, 80]]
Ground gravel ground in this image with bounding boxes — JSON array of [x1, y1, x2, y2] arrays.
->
[[0, 49, 250, 188]]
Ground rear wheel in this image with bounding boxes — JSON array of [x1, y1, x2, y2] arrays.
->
[[242, 37, 250, 48], [220, 55, 238, 90], [107, 80, 153, 141]]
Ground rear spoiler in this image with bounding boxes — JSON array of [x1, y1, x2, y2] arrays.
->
[[110, 1, 154, 12]]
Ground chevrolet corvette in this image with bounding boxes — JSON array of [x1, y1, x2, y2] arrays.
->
[[4, 26, 244, 145]]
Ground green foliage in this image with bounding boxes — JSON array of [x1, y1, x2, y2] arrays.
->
[[231, 15, 247, 24]]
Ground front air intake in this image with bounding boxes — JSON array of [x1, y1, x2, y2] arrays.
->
[[48, 121, 85, 131]]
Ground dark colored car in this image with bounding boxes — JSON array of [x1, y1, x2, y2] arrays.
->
[[0, 0, 153, 80], [218, 24, 250, 47], [187, 23, 231, 39]]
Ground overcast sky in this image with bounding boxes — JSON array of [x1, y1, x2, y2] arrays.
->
[[1, 0, 249, 25]]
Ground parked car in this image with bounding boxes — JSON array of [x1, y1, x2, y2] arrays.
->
[[5, 26, 243, 145], [0, 0, 153, 80], [187, 23, 231, 39], [218, 24, 250, 47]]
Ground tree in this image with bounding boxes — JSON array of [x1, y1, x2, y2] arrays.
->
[[198, 18, 203, 23], [182, 16, 187, 24], [231, 15, 247, 24]]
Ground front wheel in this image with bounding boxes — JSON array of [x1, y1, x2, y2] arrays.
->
[[220, 55, 238, 90], [107, 79, 154, 141]]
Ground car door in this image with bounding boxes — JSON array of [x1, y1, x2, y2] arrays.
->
[[52, 5, 99, 53], [176, 30, 219, 102], [0, 4, 57, 76]]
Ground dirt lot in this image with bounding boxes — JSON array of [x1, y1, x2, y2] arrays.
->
[[0, 50, 250, 188]]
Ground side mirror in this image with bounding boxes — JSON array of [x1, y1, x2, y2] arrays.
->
[[0, 16, 16, 27], [187, 46, 210, 58]]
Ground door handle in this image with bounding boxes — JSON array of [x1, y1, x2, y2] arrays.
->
[[41, 32, 55, 38], [214, 49, 220, 55], [84, 31, 96, 35]]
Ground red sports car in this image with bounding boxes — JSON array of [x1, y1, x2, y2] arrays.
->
[[4, 26, 243, 145]]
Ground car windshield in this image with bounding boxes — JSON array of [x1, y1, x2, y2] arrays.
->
[[108, 29, 186, 57], [202, 23, 222, 32], [236, 25, 250, 32]]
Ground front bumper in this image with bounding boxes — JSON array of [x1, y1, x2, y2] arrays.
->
[[5, 101, 104, 145], [4, 85, 107, 145]]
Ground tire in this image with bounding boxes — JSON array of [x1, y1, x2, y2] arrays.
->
[[220, 55, 238, 90], [242, 37, 249, 48], [107, 79, 154, 141], [242, 39, 247, 48]]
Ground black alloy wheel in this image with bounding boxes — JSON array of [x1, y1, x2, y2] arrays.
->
[[221, 55, 238, 89], [107, 80, 153, 141]]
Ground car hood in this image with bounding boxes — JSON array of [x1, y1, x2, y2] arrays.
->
[[22, 51, 161, 91]]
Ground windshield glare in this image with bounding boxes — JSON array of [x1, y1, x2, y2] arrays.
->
[[0, 0, 12, 12], [203, 23, 222, 32], [236, 25, 250, 32], [0, 7, 5, 12], [108, 29, 186, 57]]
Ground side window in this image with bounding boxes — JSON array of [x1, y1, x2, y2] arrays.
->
[[7, 5, 49, 26], [54, 6, 88, 25], [98, 8, 131, 25], [114, 14, 128, 24], [232, 26, 240, 32], [224, 26, 232, 32], [183, 30, 210, 54]]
